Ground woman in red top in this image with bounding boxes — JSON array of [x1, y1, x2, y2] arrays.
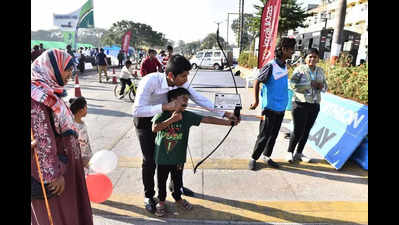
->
[[140, 49, 163, 76]]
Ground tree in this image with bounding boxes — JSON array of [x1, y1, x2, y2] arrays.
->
[[102, 20, 168, 48], [250, 0, 312, 37], [200, 33, 226, 50], [231, 14, 257, 51]]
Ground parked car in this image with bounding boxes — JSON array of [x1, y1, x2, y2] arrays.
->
[[190, 49, 230, 70]]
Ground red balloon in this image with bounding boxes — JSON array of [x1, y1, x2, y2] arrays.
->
[[86, 173, 113, 203]]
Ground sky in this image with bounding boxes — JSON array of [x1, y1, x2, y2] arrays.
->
[[31, 0, 320, 44]]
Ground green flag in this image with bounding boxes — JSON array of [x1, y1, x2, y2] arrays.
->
[[78, 0, 94, 28]]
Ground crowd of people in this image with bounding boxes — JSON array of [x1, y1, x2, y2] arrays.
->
[[31, 36, 330, 223]]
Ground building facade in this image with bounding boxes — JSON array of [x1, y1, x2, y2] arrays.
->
[[288, 0, 368, 65]]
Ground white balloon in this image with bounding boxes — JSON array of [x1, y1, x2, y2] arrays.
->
[[89, 150, 118, 174]]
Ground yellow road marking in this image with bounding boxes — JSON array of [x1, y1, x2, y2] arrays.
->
[[92, 194, 368, 224]]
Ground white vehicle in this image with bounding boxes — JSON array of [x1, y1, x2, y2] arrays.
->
[[190, 49, 229, 70]]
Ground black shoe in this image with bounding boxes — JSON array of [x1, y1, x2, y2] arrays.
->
[[144, 197, 157, 214], [182, 186, 194, 197], [248, 159, 256, 171], [264, 157, 280, 168]]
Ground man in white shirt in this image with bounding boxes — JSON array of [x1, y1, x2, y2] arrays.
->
[[132, 54, 239, 214]]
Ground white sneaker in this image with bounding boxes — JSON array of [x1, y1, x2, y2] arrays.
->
[[286, 152, 294, 163], [295, 153, 312, 163]]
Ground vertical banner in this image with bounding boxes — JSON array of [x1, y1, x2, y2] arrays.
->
[[258, 0, 282, 69], [63, 30, 76, 47], [121, 31, 132, 52]]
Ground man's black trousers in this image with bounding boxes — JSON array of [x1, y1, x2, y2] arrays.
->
[[251, 109, 285, 160]]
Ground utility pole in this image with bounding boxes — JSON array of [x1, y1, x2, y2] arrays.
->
[[330, 0, 346, 64], [239, 0, 245, 54], [238, 0, 242, 52]]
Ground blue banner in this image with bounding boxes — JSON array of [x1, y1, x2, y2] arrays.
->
[[306, 93, 368, 170]]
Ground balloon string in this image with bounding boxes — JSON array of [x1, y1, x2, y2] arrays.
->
[[31, 128, 55, 225]]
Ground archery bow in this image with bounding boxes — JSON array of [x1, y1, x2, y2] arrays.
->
[[192, 27, 242, 174]]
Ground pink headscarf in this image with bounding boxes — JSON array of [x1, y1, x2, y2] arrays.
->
[[31, 49, 77, 135]]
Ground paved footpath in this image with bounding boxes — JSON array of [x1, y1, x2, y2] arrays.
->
[[66, 69, 368, 225]]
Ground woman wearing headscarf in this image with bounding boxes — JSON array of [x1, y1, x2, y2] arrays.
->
[[286, 48, 328, 163], [31, 49, 93, 225]]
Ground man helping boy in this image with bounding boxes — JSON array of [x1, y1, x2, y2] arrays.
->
[[151, 88, 238, 217]]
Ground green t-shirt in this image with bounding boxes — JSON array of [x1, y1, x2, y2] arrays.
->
[[152, 110, 203, 165]]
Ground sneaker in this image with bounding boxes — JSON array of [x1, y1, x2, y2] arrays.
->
[[248, 159, 256, 171], [295, 153, 312, 163], [286, 152, 294, 163], [118, 94, 124, 99], [144, 197, 157, 214], [154, 202, 167, 217], [263, 156, 280, 168]]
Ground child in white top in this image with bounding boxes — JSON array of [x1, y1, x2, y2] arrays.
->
[[118, 60, 137, 99], [69, 97, 92, 170]]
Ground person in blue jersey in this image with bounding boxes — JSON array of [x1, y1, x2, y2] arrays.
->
[[248, 37, 296, 170]]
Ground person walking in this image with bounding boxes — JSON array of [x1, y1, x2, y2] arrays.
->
[[248, 37, 296, 170], [77, 50, 86, 74], [31, 49, 93, 225], [132, 54, 239, 214], [118, 49, 125, 68], [285, 48, 328, 163], [96, 48, 109, 83], [140, 49, 163, 77]]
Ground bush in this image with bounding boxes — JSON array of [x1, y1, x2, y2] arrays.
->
[[238, 52, 249, 67], [238, 52, 258, 68], [317, 60, 368, 105]]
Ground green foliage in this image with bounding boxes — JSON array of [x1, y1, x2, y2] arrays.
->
[[231, 14, 257, 51], [250, 0, 312, 37], [238, 52, 258, 68], [200, 33, 226, 50], [317, 60, 368, 105], [102, 20, 168, 49], [31, 28, 108, 47]]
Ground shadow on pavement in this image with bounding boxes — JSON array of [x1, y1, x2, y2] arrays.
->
[[254, 160, 368, 185], [191, 193, 365, 225], [92, 195, 364, 225]]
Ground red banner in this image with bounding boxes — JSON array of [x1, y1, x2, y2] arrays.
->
[[258, 0, 282, 69], [121, 31, 132, 52]]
